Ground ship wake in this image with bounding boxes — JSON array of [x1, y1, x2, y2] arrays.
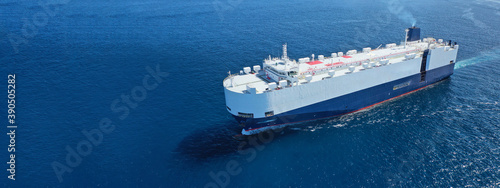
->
[[455, 47, 500, 69]]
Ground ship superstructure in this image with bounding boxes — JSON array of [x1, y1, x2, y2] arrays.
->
[[223, 27, 459, 135]]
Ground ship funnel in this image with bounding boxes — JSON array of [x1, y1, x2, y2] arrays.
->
[[407, 27, 421, 42]]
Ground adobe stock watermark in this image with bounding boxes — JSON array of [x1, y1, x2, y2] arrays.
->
[[50, 64, 169, 183], [204, 128, 284, 188], [204, 114, 298, 188], [212, 0, 243, 21], [8, 0, 71, 54]]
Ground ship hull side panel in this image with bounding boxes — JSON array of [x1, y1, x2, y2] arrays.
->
[[235, 63, 455, 135]]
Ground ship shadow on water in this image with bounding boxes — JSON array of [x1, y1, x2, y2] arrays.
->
[[174, 121, 241, 161], [174, 120, 302, 161]]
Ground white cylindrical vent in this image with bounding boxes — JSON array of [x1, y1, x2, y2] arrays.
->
[[405, 53, 414, 60], [253, 65, 261, 72], [328, 70, 335, 77], [348, 66, 355, 72], [318, 55, 325, 60], [305, 75, 312, 82], [363, 47, 371, 53], [279, 80, 287, 87], [268, 82, 277, 90], [362, 63, 368, 69], [369, 62, 375, 68], [246, 84, 257, 94], [243, 67, 251, 74], [338, 52, 344, 57], [380, 59, 389, 65], [331, 53, 338, 58], [386, 43, 396, 48]]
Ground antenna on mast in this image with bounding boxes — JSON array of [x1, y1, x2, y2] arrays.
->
[[282, 43, 288, 60]]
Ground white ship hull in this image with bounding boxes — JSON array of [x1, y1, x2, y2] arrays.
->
[[223, 27, 459, 135]]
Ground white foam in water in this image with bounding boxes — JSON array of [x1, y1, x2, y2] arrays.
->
[[455, 47, 500, 69], [332, 124, 346, 128]]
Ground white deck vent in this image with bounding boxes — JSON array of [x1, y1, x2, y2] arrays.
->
[[305, 75, 312, 82], [328, 70, 335, 77], [380, 59, 389, 65], [338, 52, 344, 57], [348, 66, 355, 72], [369, 62, 376, 68], [386, 43, 396, 48], [331, 53, 338, 58], [253, 65, 261, 72], [279, 80, 287, 88], [347, 50, 357, 55], [362, 47, 371, 53], [362, 63, 369, 69], [246, 84, 257, 94], [268, 82, 277, 90], [299, 57, 311, 63], [243, 67, 251, 74], [405, 53, 416, 60], [318, 55, 325, 60]]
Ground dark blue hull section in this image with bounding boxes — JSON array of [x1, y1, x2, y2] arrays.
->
[[233, 64, 455, 133]]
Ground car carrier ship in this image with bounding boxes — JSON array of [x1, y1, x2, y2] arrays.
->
[[223, 27, 459, 135]]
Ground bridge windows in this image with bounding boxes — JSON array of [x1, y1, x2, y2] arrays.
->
[[238, 112, 254, 118], [265, 111, 274, 117]]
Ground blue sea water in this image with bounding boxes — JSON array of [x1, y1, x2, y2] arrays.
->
[[0, 0, 499, 187]]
